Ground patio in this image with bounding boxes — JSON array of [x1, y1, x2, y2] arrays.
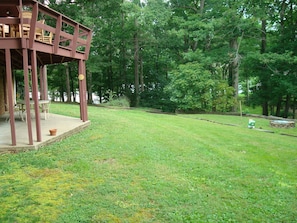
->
[[0, 113, 90, 154]]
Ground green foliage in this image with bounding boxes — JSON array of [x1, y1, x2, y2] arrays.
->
[[140, 88, 177, 112], [166, 62, 213, 111], [212, 81, 235, 112], [103, 90, 130, 107], [105, 96, 130, 107], [166, 62, 235, 112], [242, 51, 297, 116], [47, 0, 297, 115]]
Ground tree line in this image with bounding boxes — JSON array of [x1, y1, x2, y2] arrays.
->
[[38, 0, 297, 118]]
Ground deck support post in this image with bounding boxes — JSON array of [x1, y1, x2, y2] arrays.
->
[[78, 59, 88, 122], [23, 49, 33, 145], [31, 50, 42, 142], [5, 49, 16, 146], [40, 65, 48, 100]]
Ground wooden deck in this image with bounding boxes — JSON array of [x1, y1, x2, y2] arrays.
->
[[0, 0, 91, 148], [0, 0, 92, 68]]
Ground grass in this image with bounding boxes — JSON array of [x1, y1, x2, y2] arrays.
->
[[0, 103, 296, 222]]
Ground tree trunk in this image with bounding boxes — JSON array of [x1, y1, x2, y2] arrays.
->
[[246, 74, 249, 105], [70, 65, 76, 102], [98, 86, 102, 104], [283, 94, 290, 118], [293, 97, 296, 119], [280, 0, 287, 50], [261, 20, 266, 54], [276, 97, 282, 117], [140, 54, 144, 92], [269, 105, 274, 116], [229, 38, 239, 111], [108, 48, 113, 91], [121, 0, 128, 93], [134, 18, 140, 107], [200, 0, 205, 14], [65, 63, 71, 103], [263, 101, 269, 116], [60, 90, 64, 102], [87, 70, 93, 104], [260, 19, 268, 115]]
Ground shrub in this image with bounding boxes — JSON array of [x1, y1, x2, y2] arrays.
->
[[140, 89, 177, 113]]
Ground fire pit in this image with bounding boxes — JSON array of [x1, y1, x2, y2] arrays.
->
[[270, 120, 295, 128]]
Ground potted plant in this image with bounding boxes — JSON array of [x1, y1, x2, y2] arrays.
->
[[49, 128, 57, 136]]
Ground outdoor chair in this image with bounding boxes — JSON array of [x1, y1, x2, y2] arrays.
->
[[22, 11, 32, 38], [0, 24, 10, 37], [5, 103, 22, 122], [0, 24, 4, 37], [10, 24, 21, 37], [41, 30, 53, 44], [22, 11, 52, 43], [40, 100, 50, 120]]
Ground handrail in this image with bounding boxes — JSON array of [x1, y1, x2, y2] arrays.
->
[[0, 0, 92, 59]]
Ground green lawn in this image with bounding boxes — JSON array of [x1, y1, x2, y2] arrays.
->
[[0, 103, 296, 222]]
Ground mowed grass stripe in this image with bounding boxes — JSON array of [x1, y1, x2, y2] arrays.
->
[[0, 103, 296, 222]]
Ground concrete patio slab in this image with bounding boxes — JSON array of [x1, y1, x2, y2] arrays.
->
[[0, 113, 90, 154]]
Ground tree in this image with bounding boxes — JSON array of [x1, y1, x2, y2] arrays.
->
[[47, 0, 297, 117], [166, 62, 213, 111]]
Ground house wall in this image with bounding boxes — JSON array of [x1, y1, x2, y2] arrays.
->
[[0, 67, 5, 115]]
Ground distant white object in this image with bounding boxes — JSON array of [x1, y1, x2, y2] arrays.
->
[[248, 119, 255, 129]]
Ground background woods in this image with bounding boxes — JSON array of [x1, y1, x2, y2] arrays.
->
[[31, 0, 297, 117]]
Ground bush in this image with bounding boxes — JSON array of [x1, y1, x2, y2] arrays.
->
[[140, 89, 177, 113], [104, 90, 130, 107], [105, 96, 130, 107]]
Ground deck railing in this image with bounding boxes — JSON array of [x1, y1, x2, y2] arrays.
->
[[0, 0, 92, 60]]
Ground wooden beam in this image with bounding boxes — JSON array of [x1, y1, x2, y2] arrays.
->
[[85, 29, 92, 60], [36, 53, 44, 66], [29, 2, 38, 49], [71, 24, 79, 58], [54, 15, 62, 54]]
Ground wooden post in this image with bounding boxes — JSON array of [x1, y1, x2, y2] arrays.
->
[[82, 60, 88, 121], [71, 24, 79, 58], [40, 65, 48, 100], [43, 66, 48, 100], [5, 49, 16, 146], [39, 66, 44, 100], [54, 15, 62, 54], [23, 48, 33, 145], [78, 60, 84, 121], [29, 2, 38, 48], [31, 50, 42, 142], [78, 59, 88, 122]]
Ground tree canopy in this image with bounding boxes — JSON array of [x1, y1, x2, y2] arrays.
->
[[41, 0, 297, 118]]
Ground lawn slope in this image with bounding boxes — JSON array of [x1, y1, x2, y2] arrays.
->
[[0, 103, 296, 222]]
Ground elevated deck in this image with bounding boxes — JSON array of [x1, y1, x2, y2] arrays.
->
[[0, 0, 91, 147], [0, 0, 92, 68]]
